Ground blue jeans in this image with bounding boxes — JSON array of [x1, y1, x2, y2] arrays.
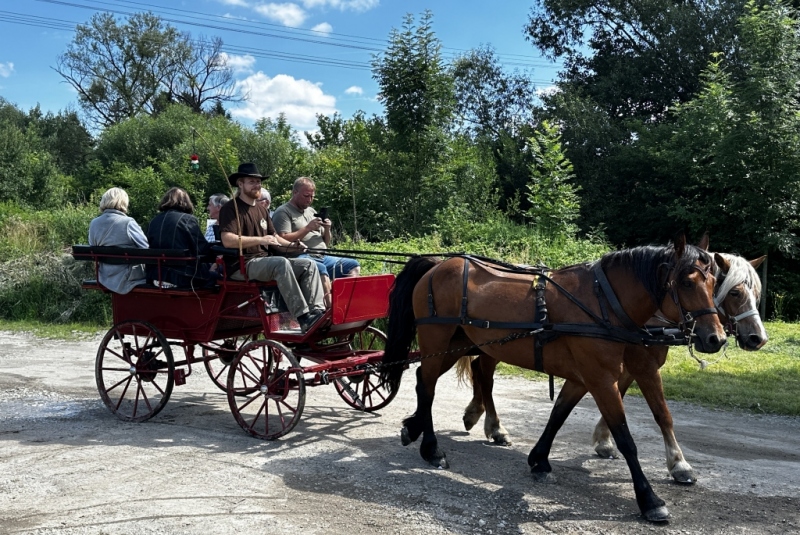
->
[[296, 254, 359, 279]]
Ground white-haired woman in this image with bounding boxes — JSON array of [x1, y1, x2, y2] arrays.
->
[[88, 187, 149, 294]]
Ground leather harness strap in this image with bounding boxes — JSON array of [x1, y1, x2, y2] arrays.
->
[[414, 255, 695, 400]]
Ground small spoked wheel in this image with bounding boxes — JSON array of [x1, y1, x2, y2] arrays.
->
[[202, 335, 258, 393], [334, 327, 396, 412], [227, 340, 305, 440], [95, 320, 174, 422]]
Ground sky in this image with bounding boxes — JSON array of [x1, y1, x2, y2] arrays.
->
[[0, 0, 560, 135]]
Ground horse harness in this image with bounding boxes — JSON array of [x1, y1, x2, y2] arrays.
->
[[415, 255, 717, 398]]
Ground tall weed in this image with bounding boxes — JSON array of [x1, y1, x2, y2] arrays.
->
[[0, 202, 95, 260]]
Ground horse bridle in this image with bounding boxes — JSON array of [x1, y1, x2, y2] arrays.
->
[[663, 261, 718, 336], [712, 273, 760, 337]]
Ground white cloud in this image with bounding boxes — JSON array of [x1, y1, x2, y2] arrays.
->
[[536, 85, 560, 97], [310, 22, 332, 35], [0, 62, 14, 78], [219, 52, 256, 73], [219, 0, 251, 6], [254, 3, 307, 26], [301, 0, 378, 11], [232, 72, 337, 130], [344, 86, 363, 96]]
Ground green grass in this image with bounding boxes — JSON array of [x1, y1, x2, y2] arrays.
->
[[651, 321, 800, 415], [494, 321, 800, 416], [0, 320, 105, 340]]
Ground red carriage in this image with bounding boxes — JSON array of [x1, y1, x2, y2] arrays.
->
[[72, 245, 398, 439]]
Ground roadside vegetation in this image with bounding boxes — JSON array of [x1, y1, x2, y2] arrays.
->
[[0, 3, 799, 416]]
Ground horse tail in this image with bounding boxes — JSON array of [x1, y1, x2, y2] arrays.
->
[[381, 256, 441, 394], [454, 356, 475, 386]]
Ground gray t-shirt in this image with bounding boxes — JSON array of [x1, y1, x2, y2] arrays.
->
[[272, 202, 327, 251]]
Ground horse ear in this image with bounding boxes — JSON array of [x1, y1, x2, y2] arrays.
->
[[673, 232, 687, 258], [750, 255, 766, 269], [714, 253, 730, 274], [697, 231, 710, 251]]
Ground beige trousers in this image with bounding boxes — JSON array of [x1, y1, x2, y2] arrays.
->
[[232, 256, 324, 318]]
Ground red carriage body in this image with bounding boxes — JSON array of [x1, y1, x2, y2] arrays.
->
[[72, 245, 397, 439]]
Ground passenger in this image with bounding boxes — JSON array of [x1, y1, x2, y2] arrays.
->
[[88, 187, 148, 294], [146, 187, 217, 289], [258, 190, 274, 217], [218, 163, 326, 333], [205, 193, 229, 243], [272, 176, 360, 307]]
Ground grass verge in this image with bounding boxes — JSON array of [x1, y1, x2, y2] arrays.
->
[[0, 320, 105, 340]]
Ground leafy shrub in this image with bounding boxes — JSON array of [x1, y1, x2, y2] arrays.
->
[[0, 253, 110, 324], [0, 202, 96, 260]]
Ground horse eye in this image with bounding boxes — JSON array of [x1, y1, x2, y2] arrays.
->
[[729, 289, 741, 297], [681, 279, 693, 289]]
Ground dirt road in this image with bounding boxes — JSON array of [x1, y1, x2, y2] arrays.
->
[[1, 330, 799, 535]]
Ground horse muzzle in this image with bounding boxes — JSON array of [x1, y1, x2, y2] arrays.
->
[[692, 329, 727, 354]]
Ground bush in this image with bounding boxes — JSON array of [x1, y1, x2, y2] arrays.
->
[[0, 201, 96, 260], [0, 253, 110, 324]]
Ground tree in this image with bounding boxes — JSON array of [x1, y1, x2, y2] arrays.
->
[[451, 46, 536, 139], [372, 11, 454, 143], [524, 121, 581, 235], [370, 11, 457, 231], [168, 36, 243, 114], [526, 0, 746, 120], [56, 13, 239, 128], [56, 12, 188, 128]]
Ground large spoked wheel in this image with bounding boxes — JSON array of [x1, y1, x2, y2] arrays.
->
[[95, 321, 175, 422], [334, 326, 397, 412], [202, 335, 258, 393], [227, 340, 305, 440]]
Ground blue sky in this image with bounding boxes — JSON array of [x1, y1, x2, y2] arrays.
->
[[0, 0, 560, 134]]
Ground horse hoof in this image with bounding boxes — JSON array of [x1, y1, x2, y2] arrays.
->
[[531, 471, 556, 483], [672, 472, 697, 485], [401, 427, 412, 446], [670, 463, 696, 484], [491, 434, 512, 446], [594, 444, 618, 459], [643, 505, 671, 523], [463, 414, 478, 431], [429, 455, 449, 469]]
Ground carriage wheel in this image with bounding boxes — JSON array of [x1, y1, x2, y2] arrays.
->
[[227, 340, 305, 440], [334, 326, 397, 412], [95, 321, 175, 422], [202, 335, 258, 393]]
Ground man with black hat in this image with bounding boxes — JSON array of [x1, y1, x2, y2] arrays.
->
[[218, 162, 326, 333]]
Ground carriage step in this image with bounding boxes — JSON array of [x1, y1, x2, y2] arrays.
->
[[174, 369, 186, 386]]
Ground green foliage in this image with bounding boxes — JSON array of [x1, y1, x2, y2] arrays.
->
[[56, 12, 189, 127], [0, 254, 111, 325], [656, 322, 800, 415], [334, 212, 608, 275], [523, 121, 581, 235], [0, 202, 96, 260], [372, 11, 454, 141]]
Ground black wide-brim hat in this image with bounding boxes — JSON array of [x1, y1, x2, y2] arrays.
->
[[228, 162, 266, 186]]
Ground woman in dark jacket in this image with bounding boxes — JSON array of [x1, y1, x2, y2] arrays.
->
[[146, 187, 217, 288]]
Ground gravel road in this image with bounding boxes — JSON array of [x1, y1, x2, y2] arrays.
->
[[1, 330, 799, 535]]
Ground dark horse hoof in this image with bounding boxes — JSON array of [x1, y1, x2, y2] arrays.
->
[[429, 453, 448, 469], [531, 471, 556, 483], [401, 426, 412, 446], [643, 505, 670, 523]]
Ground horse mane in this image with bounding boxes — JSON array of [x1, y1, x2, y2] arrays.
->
[[598, 244, 710, 307], [716, 253, 762, 304]]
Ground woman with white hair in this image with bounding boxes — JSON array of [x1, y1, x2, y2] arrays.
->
[[88, 187, 149, 294]]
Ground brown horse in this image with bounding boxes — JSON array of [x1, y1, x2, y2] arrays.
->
[[460, 252, 766, 485], [588, 253, 767, 480], [380, 235, 726, 522]]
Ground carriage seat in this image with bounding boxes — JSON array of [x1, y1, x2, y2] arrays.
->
[[72, 245, 219, 293], [71, 245, 216, 265]]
